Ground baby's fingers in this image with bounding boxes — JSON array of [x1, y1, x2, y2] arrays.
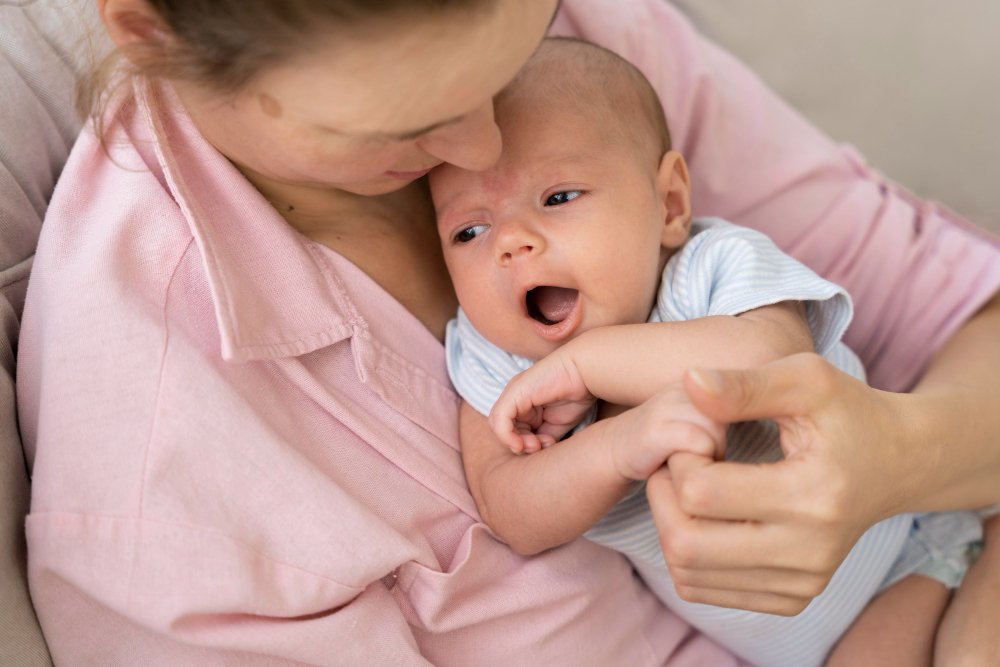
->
[[489, 411, 525, 453], [490, 419, 524, 454], [517, 428, 558, 454], [617, 420, 718, 481]]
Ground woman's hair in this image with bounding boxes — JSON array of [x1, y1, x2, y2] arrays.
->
[[80, 0, 496, 124]]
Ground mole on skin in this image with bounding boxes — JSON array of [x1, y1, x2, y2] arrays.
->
[[258, 93, 283, 118]]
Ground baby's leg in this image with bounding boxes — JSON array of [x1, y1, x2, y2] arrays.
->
[[826, 573, 950, 667], [934, 514, 1000, 666]]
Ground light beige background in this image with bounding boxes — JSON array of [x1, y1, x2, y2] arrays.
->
[[673, 0, 1000, 232]]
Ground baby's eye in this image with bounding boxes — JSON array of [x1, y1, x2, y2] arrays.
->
[[544, 190, 583, 206], [454, 223, 489, 244]]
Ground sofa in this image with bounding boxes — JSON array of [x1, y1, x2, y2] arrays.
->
[[2, 2, 997, 664]]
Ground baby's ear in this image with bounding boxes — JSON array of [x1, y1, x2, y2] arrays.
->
[[656, 150, 692, 249]]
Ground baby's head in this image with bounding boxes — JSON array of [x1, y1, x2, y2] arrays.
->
[[430, 37, 692, 360]]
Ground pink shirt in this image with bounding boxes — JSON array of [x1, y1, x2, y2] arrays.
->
[[18, 1, 999, 665]]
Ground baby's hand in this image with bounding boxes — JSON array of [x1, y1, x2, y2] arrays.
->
[[610, 382, 726, 481], [489, 352, 596, 454]]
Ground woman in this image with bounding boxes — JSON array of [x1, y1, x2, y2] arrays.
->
[[18, 0, 1000, 664]]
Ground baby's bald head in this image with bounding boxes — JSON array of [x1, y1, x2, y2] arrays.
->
[[495, 37, 672, 169]]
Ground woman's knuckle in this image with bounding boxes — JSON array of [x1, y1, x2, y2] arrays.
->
[[661, 529, 696, 567], [677, 474, 710, 514], [788, 572, 829, 598], [798, 472, 849, 527], [805, 573, 831, 597], [673, 584, 700, 604], [731, 372, 759, 410], [805, 545, 841, 576], [809, 496, 840, 526], [669, 566, 693, 586], [777, 596, 810, 617], [805, 353, 838, 394]]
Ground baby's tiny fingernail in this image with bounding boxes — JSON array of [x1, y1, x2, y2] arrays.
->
[[688, 369, 724, 396]]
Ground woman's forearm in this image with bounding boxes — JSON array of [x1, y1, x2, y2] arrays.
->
[[897, 292, 1000, 512]]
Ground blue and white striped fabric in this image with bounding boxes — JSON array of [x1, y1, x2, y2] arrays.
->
[[447, 218, 857, 418], [446, 218, 914, 667]]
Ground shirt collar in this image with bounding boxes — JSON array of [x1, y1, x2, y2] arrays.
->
[[138, 81, 359, 362]]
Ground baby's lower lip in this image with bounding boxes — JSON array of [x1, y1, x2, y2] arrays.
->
[[385, 167, 433, 180], [526, 288, 582, 342]]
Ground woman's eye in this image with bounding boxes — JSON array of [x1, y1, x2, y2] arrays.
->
[[454, 224, 488, 244], [544, 190, 583, 206]]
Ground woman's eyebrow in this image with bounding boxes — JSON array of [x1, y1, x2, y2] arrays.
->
[[321, 114, 462, 142], [382, 115, 464, 141]]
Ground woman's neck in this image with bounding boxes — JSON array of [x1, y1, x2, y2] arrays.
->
[[242, 170, 424, 235], [242, 172, 458, 341]]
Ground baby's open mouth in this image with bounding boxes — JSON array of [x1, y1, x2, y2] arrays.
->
[[526, 286, 579, 325]]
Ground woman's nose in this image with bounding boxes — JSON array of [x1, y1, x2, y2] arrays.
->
[[417, 101, 502, 171], [495, 220, 544, 266]]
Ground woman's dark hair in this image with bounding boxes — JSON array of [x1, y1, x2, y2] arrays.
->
[[80, 0, 496, 124]]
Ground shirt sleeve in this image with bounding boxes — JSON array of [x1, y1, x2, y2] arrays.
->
[[445, 309, 532, 416], [656, 218, 852, 357], [552, 0, 1000, 392]]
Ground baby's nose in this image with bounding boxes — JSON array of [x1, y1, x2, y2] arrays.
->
[[495, 222, 544, 266]]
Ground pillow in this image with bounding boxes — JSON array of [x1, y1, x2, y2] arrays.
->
[[1, 2, 104, 664], [1, 0, 103, 309], [672, 0, 1000, 232]]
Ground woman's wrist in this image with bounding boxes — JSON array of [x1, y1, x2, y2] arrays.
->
[[890, 380, 1000, 514], [868, 293, 1000, 516], [873, 388, 951, 517]]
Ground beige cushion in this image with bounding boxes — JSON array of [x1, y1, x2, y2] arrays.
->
[[672, 0, 1000, 232], [1, 2, 103, 664], [0, 302, 48, 666]]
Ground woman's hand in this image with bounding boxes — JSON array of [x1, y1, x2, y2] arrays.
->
[[647, 353, 920, 615]]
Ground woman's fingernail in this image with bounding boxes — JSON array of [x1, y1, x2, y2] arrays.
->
[[688, 369, 724, 396]]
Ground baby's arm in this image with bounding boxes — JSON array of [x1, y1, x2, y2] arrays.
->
[[491, 301, 811, 452], [462, 384, 723, 555]]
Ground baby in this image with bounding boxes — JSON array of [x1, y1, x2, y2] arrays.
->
[[430, 38, 989, 667]]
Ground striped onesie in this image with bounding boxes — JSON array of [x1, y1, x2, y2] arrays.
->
[[446, 217, 982, 667]]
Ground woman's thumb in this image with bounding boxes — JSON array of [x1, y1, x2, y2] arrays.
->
[[682, 353, 825, 423]]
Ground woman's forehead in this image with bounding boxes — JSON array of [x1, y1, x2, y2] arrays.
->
[[251, 0, 558, 137]]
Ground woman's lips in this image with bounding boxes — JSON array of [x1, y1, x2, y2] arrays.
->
[[385, 167, 433, 180]]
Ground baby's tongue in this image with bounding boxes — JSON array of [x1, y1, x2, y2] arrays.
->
[[533, 286, 578, 323]]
